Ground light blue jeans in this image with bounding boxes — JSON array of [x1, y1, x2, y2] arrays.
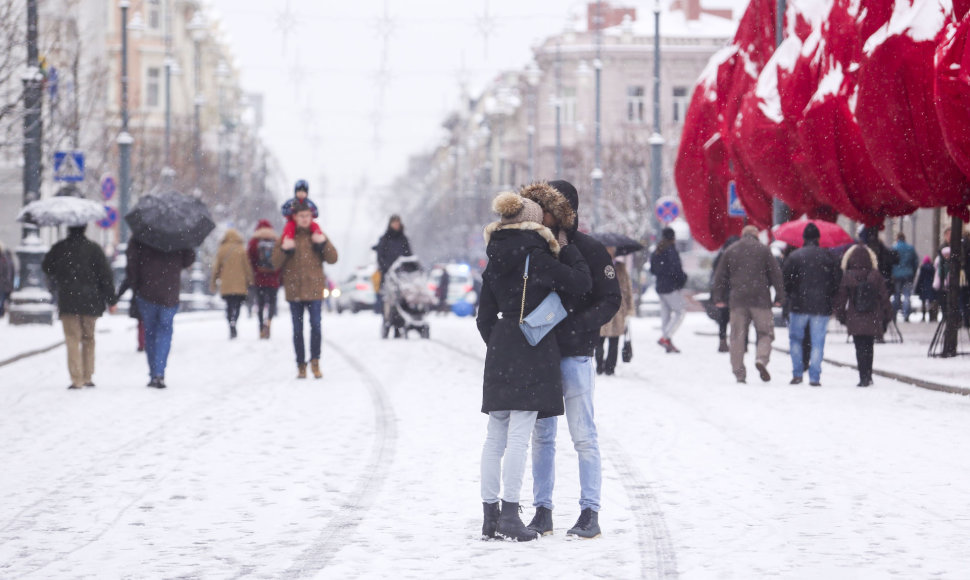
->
[[481, 410, 538, 504], [788, 313, 829, 383], [892, 279, 913, 319], [532, 356, 601, 512]]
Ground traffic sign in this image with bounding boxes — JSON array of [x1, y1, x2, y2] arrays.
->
[[727, 180, 746, 217], [655, 196, 682, 224], [97, 206, 118, 229], [101, 175, 116, 201], [53, 151, 85, 182]]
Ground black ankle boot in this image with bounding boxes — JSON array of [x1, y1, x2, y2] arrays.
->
[[526, 506, 553, 536], [481, 502, 500, 540], [496, 501, 538, 542], [566, 508, 601, 539]]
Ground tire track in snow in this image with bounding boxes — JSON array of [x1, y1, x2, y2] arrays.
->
[[429, 337, 678, 580], [283, 338, 398, 578]]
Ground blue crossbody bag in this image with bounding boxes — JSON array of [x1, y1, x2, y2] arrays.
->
[[519, 254, 568, 346]]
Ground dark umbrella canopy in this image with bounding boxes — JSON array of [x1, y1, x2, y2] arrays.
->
[[125, 190, 215, 252], [590, 232, 644, 256]]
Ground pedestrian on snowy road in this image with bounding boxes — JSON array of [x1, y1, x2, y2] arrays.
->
[[710, 235, 740, 352], [210, 228, 254, 340], [712, 225, 785, 384], [891, 232, 919, 321], [248, 219, 283, 338], [272, 202, 338, 379], [650, 226, 688, 353], [42, 225, 117, 389], [782, 223, 841, 387], [375, 214, 412, 324], [126, 239, 195, 389], [520, 180, 621, 540], [914, 256, 937, 322], [834, 244, 893, 387], [476, 191, 591, 542]]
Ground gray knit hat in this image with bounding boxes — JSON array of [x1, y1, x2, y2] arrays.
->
[[492, 192, 543, 226]]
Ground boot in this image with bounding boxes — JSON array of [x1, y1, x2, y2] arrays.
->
[[481, 501, 500, 540], [718, 338, 729, 352], [229, 323, 237, 339], [297, 363, 307, 379], [259, 324, 269, 339], [526, 506, 554, 536], [310, 359, 322, 379], [496, 501, 538, 542], [265, 319, 271, 338], [566, 508, 601, 539]]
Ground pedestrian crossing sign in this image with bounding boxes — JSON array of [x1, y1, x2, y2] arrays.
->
[[53, 151, 85, 182], [727, 180, 745, 217]]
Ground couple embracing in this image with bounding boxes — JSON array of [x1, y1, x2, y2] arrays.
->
[[476, 180, 622, 542]]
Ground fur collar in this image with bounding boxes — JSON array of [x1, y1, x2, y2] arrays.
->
[[519, 182, 576, 230], [483, 221, 560, 256]]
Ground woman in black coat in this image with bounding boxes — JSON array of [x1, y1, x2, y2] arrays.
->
[[476, 192, 591, 542], [834, 244, 893, 387]]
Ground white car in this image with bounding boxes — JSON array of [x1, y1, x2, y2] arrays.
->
[[335, 268, 377, 314]]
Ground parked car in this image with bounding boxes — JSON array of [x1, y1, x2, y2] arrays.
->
[[335, 267, 377, 314], [429, 263, 476, 310]]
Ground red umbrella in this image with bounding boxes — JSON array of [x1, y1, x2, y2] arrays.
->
[[772, 219, 854, 248]]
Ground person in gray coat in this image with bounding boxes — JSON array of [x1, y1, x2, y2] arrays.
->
[[712, 225, 785, 383]]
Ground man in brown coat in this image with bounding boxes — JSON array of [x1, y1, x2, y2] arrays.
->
[[272, 202, 338, 378], [712, 225, 785, 383]]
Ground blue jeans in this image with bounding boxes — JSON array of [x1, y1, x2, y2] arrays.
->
[[481, 410, 538, 504], [788, 313, 829, 383], [136, 296, 178, 379], [289, 300, 322, 365], [892, 279, 913, 319], [532, 356, 601, 512]]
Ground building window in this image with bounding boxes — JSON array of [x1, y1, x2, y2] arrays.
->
[[672, 86, 689, 124], [148, 0, 161, 30], [146, 67, 160, 107], [562, 86, 576, 124], [627, 86, 645, 123]]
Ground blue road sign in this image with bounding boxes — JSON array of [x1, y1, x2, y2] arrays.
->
[[727, 180, 746, 217], [101, 175, 117, 201], [655, 196, 681, 224], [53, 151, 85, 182], [97, 206, 118, 229]]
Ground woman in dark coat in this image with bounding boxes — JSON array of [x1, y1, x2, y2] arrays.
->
[[476, 192, 591, 542], [914, 256, 937, 322], [834, 244, 893, 387]]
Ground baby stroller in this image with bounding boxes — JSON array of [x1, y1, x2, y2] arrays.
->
[[381, 256, 436, 339]]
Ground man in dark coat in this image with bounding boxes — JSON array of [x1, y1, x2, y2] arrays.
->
[[713, 225, 785, 383], [42, 225, 117, 389], [126, 239, 196, 389], [520, 180, 621, 540], [782, 223, 841, 386]]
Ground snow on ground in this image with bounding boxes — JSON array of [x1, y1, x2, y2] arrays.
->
[[1, 308, 968, 579]]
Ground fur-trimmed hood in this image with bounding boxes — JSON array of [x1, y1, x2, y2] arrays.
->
[[483, 221, 560, 256], [519, 181, 576, 231]]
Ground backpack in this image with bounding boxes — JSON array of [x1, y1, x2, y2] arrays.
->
[[255, 239, 275, 271], [853, 277, 878, 313]]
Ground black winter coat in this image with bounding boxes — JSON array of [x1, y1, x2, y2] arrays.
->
[[650, 242, 686, 294], [782, 242, 841, 315], [834, 245, 893, 336], [554, 231, 622, 357], [41, 230, 116, 317], [477, 224, 592, 418], [375, 228, 412, 274]]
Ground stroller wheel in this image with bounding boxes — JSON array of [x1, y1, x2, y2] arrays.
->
[[420, 326, 430, 339]]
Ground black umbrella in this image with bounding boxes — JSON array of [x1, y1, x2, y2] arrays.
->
[[125, 190, 215, 252], [590, 232, 644, 256]]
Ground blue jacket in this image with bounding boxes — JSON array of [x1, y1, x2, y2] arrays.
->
[[891, 241, 918, 280]]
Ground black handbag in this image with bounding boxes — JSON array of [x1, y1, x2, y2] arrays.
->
[[622, 326, 633, 363]]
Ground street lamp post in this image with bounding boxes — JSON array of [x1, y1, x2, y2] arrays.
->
[[526, 64, 540, 181], [187, 13, 206, 185], [118, 0, 134, 244], [163, 0, 174, 180], [591, 1, 604, 230], [21, 0, 42, 240], [650, 0, 665, 237]]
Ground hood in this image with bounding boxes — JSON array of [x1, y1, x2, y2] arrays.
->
[[255, 219, 273, 231], [842, 244, 878, 271], [519, 182, 576, 231], [221, 228, 244, 245], [253, 226, 278, 240], [483, 223, 559, 276]]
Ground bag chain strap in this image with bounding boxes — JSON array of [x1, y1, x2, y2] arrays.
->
[[519, 254, 530, 324]]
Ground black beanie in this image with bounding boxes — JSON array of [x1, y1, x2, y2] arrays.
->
[[548, 180, 579, 213], [662, 227, 675, 241]]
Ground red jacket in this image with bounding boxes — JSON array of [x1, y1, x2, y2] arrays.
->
[[248, 224, 282, 288]]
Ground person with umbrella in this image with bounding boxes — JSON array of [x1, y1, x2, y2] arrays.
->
[[41, 224, 118, 389]]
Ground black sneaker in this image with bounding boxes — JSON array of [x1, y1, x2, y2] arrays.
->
[[230, 325, 238, 339], [84, 381, 96, 388], [148, 377, 167, 389], [566, 508, 601, 539], [809, 381, 821, 387], [526, 506, 554, 536], [789, 376, 803, 385]]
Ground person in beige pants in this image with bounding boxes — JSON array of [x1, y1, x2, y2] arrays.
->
[[711, 225, 785, 383]]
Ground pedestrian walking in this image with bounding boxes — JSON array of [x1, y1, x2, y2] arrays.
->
[[596, 248, 634, 375], [712, 225, 786, 383], [520, 180, 621, 540], [0, 241, 15, 317], [834, 244, 893, 386], [271, 202, 338, 379], [41, 225, 117, 389], [710, 235, 740, 352], [126, 239, 196, 389], [891, 232, 919, 321], [476, 191, 592, 542], [650, 227, 688, 353], [781, 223, 841, 386], [248, 219, 282, 338], [375, 214, 412, 323], [914, 256, 937, 322], [210, 228, 254, 339]]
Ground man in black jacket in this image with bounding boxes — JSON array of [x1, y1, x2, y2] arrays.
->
[[520, 180, 621, 539], [42, 225, 117, 389], [782, 223, 841, 386]]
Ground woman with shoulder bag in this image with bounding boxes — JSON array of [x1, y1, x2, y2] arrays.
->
[[475, 192, 592, 542]]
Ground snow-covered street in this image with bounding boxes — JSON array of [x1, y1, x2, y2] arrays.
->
[[2, 310, 969, 579]]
